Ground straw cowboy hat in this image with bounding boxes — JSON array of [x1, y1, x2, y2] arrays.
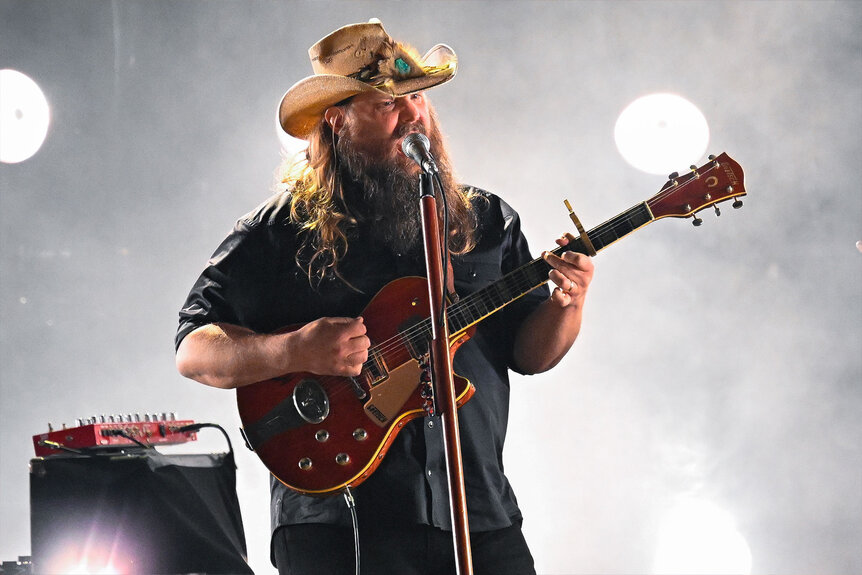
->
[[278, 19, 458, 139]]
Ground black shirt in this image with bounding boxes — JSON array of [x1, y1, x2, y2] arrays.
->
[[176, 187, 549, 536]]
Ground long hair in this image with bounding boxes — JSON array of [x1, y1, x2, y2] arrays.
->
[[279, 103, 479, 287]]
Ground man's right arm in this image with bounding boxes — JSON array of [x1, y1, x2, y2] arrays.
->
[[176, 317, 371, 389]]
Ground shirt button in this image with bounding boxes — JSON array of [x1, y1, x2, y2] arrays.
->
[[427, 420, 434, 429]]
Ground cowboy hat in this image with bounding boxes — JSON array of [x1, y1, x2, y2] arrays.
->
[[278, 19, 457, 139]]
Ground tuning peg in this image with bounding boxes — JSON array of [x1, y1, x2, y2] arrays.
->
[[732, 198, 743, 209], [690, 165, 700, 178], [714, 205, 721, 217], [692, 213, 703, 226]]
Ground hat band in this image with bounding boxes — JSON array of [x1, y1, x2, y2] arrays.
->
[[348, 58, 452, 91]]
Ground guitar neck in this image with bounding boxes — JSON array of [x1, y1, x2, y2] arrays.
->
[[447, 202, 654, 335]]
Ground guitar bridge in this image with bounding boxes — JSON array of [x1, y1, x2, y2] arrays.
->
[[351, 348, 389, 401], [365, 347, 388, 388]]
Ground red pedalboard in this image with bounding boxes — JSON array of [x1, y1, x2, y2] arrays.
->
[[33, 415, 197, 456]]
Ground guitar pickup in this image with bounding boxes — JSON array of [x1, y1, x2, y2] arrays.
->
[[405, 335, 429, 361]]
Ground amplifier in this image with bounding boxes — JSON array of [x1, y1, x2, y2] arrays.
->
[[30, 451, 252, 574]]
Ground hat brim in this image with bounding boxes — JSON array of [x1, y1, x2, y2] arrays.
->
[[279, 44, 457, 139]]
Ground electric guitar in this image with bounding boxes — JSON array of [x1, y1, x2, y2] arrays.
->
[[236, 153, 746, 495]]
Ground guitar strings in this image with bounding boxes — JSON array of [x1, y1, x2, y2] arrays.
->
[[317, 270, 543, 404], [367, 162, 720, 366], [319, 162, 722, 402], [359, 177, 672, 370]]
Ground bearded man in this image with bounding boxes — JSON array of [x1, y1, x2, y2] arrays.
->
[[176, 19, 594, 575]]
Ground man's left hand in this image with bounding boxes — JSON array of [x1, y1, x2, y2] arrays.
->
[[542, 233, 595, 308]]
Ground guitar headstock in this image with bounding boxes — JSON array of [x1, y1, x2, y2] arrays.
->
[[647, 153, 746, 225]]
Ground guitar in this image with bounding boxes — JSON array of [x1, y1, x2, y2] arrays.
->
[[236, 153, 746, 495]]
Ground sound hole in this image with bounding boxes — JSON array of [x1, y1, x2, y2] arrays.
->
[[293, 379, 330, 424]]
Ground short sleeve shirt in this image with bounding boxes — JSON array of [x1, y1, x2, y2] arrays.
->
[[176, 187, 549, 535]]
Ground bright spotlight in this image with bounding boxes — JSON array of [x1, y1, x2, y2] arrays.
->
[[654, 498, 753, 574], [614, 93, 709, 175], [44, 538, 129, 575], [0, 69, 51, 164]]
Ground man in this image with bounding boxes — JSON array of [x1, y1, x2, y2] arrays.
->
[[176, 19, 594, 575]]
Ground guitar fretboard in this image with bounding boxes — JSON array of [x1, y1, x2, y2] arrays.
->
[[384, 202, 655, 361], [446, 202, 654, 335]]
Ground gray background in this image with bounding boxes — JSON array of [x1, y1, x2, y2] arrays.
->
[[2, 1, 860, 573]]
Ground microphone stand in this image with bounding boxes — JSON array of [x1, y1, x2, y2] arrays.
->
[[418, 171, 473, 575]]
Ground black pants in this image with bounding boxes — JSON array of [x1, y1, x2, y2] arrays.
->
[[273, 522, 536, 575]]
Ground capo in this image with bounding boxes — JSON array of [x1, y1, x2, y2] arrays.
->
[[563, 199, 597, 256]]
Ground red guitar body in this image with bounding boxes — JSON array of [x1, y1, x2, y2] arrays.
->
[[236, 276, 475, 495]]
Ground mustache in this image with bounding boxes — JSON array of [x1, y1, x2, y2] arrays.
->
[[395, 122, 427, 139]]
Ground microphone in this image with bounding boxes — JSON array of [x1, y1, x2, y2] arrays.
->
[[401, 132, 438, 174]]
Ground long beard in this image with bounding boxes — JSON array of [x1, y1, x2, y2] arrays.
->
[[336, 122, 457, 257]]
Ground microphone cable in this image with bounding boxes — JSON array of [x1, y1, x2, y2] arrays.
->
[[434, 171, 450, 327]]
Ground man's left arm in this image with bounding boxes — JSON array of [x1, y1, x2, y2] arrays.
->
[[512, 233, 595, 374]]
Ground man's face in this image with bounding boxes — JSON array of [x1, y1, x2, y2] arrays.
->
[[338, 90, 432, 170], [330, 90, 453, 256]]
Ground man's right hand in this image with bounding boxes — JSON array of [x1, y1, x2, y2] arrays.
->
[[176, 317, 370, 389], [289, 316, 371, 377]]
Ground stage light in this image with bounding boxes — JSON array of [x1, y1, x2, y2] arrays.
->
[[42, 536, 130, 575], [0, 69, 51, 164], [653, 497, 753, 574], [614, 93, 709, 175], [36, 532, 134, 575]]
